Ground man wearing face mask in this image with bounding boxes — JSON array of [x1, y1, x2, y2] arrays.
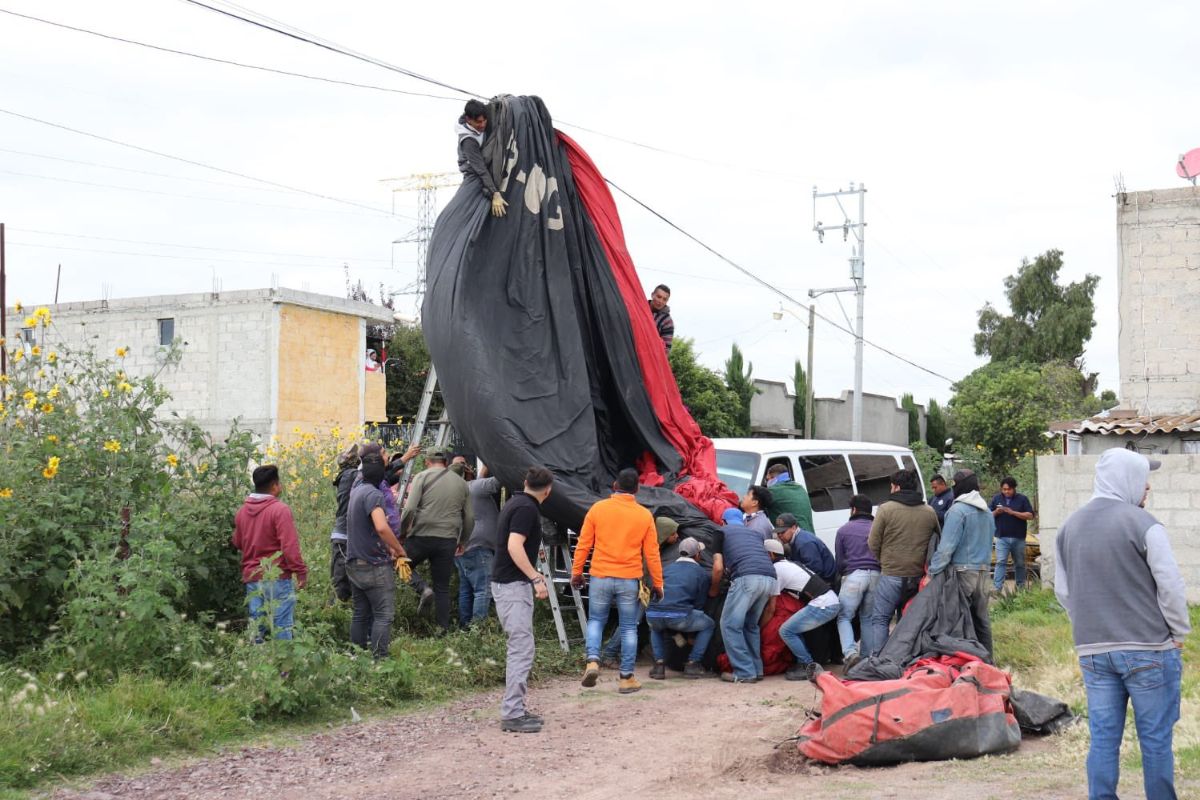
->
[[1056, 449, 1189, 800]]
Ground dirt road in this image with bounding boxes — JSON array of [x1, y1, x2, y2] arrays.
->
[[51, 667, 1122, 800]]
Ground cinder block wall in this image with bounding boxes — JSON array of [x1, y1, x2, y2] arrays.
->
[[1038, 454, 1200, 602], [1117, 187, 1200, 414]]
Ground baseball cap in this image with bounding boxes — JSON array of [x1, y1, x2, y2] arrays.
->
[[1148, 458, 1162, 471], [773, 512, 798, 533], [427, 449, 449, 462], [721, 507, 743, 526], [763, 538, 785, 556], [678, 537, 705, 557]]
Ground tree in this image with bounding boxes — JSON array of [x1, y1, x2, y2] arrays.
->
[[723, 343, 758, 436], [949, 359, 1099, 473], [900, 393, 921, 444], [792, 360, 808, 435], [974, 249, 1100, 368], [925, 398, 948, 452], [669, 338, 743, 438], [385, 324, 440, 421]]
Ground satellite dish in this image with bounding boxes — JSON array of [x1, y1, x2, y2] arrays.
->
[[1177, 148, 1200, 185]]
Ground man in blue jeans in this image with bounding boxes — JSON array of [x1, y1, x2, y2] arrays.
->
[[990, 476, 1034, 593], [456, 465, 500, 627], [763, 538, 840, 681], [718, 520, 779, 683], [833, 494, 880, 668], [645, 537, 714, 680], [232, 465, 308, 642], [1056, 449, 1189, 800]]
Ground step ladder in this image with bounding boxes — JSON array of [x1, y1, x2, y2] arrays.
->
[[538, 537, 588, 653], [396, 365, 454, 500]]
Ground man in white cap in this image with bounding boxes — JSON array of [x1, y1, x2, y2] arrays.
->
[[762, 538, 841, 682], [1055, 449, 1189, 799], [644, 537, 715, 680]]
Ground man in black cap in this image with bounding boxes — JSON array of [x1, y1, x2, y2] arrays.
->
[[401, 449, 474, 633], [928, 469, 995, 658], [774, 513, 837, 584]]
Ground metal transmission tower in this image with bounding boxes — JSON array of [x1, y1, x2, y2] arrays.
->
[[813, 183, 867, 441], [382, 172, 461, 302]]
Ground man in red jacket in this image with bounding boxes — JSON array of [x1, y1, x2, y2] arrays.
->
[[232, 465, 308, 642]]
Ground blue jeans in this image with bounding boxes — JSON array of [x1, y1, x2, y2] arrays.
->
[[993, 536, 1026, 590], [585, 577, 641, 674], [865, 574, 921, 657], [780, 602, 841, 665], [455, 548, 494, 627], [720, 574, 776, 679], [602, 604, 645, 661], [836, 569, 879, 657], [1080, 648, 1182, 800], [647, 609, 715, 663], [246, 578, 296, 642]]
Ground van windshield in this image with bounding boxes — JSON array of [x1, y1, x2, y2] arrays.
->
[[715, 450, 760, 497]]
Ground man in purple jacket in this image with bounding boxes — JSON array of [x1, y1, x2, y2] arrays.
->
[[833, 494, 882, 668]]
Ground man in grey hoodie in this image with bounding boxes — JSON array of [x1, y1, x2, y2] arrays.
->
[[1055, 448, 1189, 800], [457, 99, 508, 218], [927, 468, 995, 658]]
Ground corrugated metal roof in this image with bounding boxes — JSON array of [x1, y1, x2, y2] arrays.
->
[[1052, 413, 1200, 436]]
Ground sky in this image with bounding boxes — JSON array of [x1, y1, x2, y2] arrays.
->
[[2, 0, 1198, 409]]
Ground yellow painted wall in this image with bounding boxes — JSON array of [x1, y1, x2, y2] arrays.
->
[[276, 304, 364, 441], [365, 370, 387, 423]]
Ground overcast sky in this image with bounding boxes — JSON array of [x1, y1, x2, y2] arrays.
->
[[3, 0, 1198, 408]]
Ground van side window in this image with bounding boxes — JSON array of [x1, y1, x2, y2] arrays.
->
[[849, 454, 902, 507], [763, 456, 793, 484], [798, 455, 853, 512]]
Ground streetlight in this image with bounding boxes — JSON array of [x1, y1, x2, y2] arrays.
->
[[773, 304, 816, 439]]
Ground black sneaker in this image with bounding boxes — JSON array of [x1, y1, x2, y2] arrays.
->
[[785, 663, 810, 681], [683, 661, 705, 679], [500, 713, 543, 733], [805, 662, 825, 683], [843, 652, 861, 672], [649, 661, 666, 680]]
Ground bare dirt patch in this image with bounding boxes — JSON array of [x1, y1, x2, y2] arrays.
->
[[45, 667, 1148, 800]]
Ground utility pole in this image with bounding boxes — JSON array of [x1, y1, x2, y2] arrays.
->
[[813, 183, 867, 441], [1, 222, 6, 400], [804, 302, 815, 439], [382, 172, 461, 308]]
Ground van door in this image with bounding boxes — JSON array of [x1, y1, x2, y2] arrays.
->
[[847, 453, 905, 510], [796, 454, 855, 549]]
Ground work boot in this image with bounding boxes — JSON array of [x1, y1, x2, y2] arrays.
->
[[805, 662, 825, 683], [719, 672, 754, 684], [785, 663, 811, 681], [500, 713, 543, 733], [581, 660, 600, 688], [618, 674, 642, 694], [683, 661, 705, 679], [417, 587, 434, 615], [649, 661, 666, 680]]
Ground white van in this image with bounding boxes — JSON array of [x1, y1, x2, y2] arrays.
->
[[712, 438, 926, 550]]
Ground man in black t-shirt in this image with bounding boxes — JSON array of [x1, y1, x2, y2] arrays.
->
[[491, 466, 555, 733]]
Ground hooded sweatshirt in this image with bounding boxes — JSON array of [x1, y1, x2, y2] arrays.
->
[[928, 490, 994, 574], [456, 116, 499, 199], [1055, 448, 1190, 655], [232, 494, 308, 585], [868, 490, 939, 577]]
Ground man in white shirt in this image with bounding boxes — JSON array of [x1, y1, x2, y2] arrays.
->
[[762, 538, 841, 682]]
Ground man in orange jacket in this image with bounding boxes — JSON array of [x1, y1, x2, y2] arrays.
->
[[572, 468, 664, 694]]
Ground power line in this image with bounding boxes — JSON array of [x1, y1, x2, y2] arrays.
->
[[0, 167, 409, 219], [8, 240, 403, 272], [0, 106, 397, 218], [180, 0, 481, 98], [0, 7, 461, 102], [11, 227, 393, 262], [605, 178, 955, 384]]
